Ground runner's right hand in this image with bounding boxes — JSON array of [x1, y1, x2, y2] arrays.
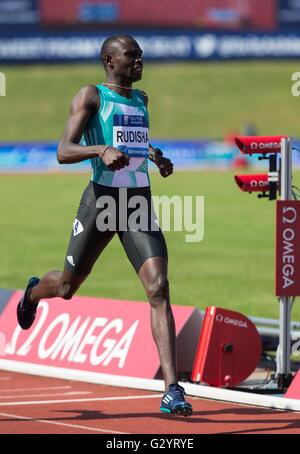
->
[[101, 147, 130, 171]]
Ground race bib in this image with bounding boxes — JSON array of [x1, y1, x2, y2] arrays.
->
[[113, 114, 149, 157]]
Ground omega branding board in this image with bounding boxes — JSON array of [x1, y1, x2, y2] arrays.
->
[[0, 290, 202, 381], [275, 200, 300, 297]]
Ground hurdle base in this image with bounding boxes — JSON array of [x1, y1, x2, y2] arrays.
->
[[227, 385, 282, 395], [277, 373, 294, 391]]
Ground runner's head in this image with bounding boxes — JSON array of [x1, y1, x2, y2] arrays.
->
[[100, 34, 143, 84]]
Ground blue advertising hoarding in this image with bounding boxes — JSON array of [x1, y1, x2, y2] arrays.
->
[[0, 140, 236, 173], [1, 139, 300, 173], [0, 0, 39, 25], [2, 30, 300, 63], [278, 0, 300, 30]]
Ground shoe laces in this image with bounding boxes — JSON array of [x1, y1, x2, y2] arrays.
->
[[169, 384, 185, 400]]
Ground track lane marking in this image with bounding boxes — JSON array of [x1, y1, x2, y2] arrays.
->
[[0, 385, 71, 393], [0, 393, 163, 406], [0, 391, 92, 399], [0, 411, 130, 434]]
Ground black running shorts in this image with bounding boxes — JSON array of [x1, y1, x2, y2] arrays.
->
[[64, 181, 168, 276]]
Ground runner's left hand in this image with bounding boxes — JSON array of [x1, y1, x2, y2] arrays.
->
[[155, 155, 174, 178]]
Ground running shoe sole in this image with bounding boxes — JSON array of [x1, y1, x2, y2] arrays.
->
[[17, 277, 40, 330], [160, 404, 193, 417]]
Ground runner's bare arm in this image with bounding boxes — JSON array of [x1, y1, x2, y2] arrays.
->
[[57, 85, 103, 164], [57, 85, 129, 170]]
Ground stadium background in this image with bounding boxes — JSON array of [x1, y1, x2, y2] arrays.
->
[[1, 0, 300, 326]]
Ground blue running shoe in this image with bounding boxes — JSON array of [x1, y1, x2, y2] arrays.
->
[[17, 277, 40, 330], [160, 384, 193, 417]]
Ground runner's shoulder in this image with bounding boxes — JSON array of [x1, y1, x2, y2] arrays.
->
[[135, 88, 147, 96], [79, 84, 100, 102], [71, 84, 100, 112], [135, 88, 148, 105]]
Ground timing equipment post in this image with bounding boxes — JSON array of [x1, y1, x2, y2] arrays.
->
[[277, 137, 293, 389], [234, 135, 297, 390]]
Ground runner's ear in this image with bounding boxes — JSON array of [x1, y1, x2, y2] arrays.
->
[[105, 55, 113, 68]]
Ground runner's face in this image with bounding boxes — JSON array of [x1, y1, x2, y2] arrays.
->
[[112, 40, 143, 83]]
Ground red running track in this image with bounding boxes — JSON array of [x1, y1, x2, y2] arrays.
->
[[0, 369, 300, 435]]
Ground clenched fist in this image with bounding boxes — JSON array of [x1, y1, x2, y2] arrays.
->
[[102, 146, 130, 171]]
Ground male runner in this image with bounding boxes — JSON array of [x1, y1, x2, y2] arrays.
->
[[17, 34, 192, 417]]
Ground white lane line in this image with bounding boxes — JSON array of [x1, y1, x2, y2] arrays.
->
[[0, 393, 163, 407], [0, 411, 130, 434], [0, 386, 71, 393], [0, 391, 92, 400]]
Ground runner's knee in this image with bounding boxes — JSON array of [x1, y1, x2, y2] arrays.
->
[[147, 274, 169, 304]]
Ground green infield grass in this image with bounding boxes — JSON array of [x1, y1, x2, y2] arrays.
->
[[1, 169, 300, 323], [0, 60, 299, 141]]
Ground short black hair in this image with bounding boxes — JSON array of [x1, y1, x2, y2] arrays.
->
[[100, 34, 136, 67]]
